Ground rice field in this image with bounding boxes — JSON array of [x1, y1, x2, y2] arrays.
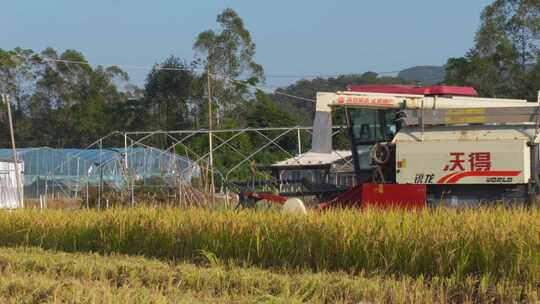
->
[[0, 207, 538, 303], [0, 247, 537, 303]]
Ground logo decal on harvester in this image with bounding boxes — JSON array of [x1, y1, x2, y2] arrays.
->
[[443, 152, 491, 171], [437, 171, 520, 184], [335, 95, 394, 106], [436, 152, 520, 184]]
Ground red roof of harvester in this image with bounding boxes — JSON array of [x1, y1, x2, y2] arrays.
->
[[347, 85, 478, 96]]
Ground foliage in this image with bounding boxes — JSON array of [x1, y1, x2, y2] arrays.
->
[[194, 8, 264, 127], [144, 56, 200, 132], [445, 0, 540, 100], [174, 90, 300, 180], [0, 47, 131, 147], [0, 246, 537, 303]]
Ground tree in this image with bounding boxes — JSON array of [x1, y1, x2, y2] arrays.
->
[[0, 47, 132, 147], [445, 0, 540, 100], [193, 8, 264, 126], [37, 49, 130, 146], [199, 91, 299, 180], [245, 91, 299, 164], [144, 56, 199, 131], [476, 0, 540, 68], [0, 48, 39, 144], [246, 91, 296, 128]]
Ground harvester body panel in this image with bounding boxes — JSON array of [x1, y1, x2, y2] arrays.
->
[[395, 139, 529, 185]]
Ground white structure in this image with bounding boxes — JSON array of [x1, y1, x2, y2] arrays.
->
[[273, 150, 352, 167], [0, 159, 24, 208]]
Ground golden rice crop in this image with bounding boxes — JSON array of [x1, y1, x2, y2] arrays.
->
[[0, 207, 538, 283], [0, 247, 537, 303]]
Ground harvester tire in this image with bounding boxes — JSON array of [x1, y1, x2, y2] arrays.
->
[[371, 143, 390, 165]]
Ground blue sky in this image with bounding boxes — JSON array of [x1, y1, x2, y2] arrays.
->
[[1, 0, 492, 89]]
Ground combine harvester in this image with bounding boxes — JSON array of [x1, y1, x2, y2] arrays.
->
[[239, 85, 540, 211]]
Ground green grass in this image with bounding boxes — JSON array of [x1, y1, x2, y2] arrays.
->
[[0, 247, 537, 303], [0, 207, 538, 284]]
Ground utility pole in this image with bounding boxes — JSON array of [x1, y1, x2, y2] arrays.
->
[[2, 94, 23, 208], [98, 140, 103, 210], [207, 68, 215, 204]]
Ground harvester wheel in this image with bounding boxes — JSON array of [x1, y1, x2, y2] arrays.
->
[[371, 143, 390, 165]]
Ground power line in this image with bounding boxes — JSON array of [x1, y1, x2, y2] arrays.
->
[[9, 53, 206, 72], [224, 78, 315, 102], [273, 91, 315, 102], [9, 53, 316, 104], [262, 70, 402, 78], [8, 53, 404, 80], [8, 53, 405, 104]]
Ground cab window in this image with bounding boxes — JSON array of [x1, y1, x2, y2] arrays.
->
[[348, 108, 396, 143]]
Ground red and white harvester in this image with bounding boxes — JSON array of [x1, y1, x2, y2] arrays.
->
[[239, 85, 540, 211]]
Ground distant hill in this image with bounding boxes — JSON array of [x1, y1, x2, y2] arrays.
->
[[398, 66, 445, 85]]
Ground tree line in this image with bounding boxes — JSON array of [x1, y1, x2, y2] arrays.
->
[[0, 9, 293, 149], [1, 1, 540, 152], [445, 0, 540, 101]]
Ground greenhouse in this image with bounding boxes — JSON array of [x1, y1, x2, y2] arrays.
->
[[0, 147, 199, 200]]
